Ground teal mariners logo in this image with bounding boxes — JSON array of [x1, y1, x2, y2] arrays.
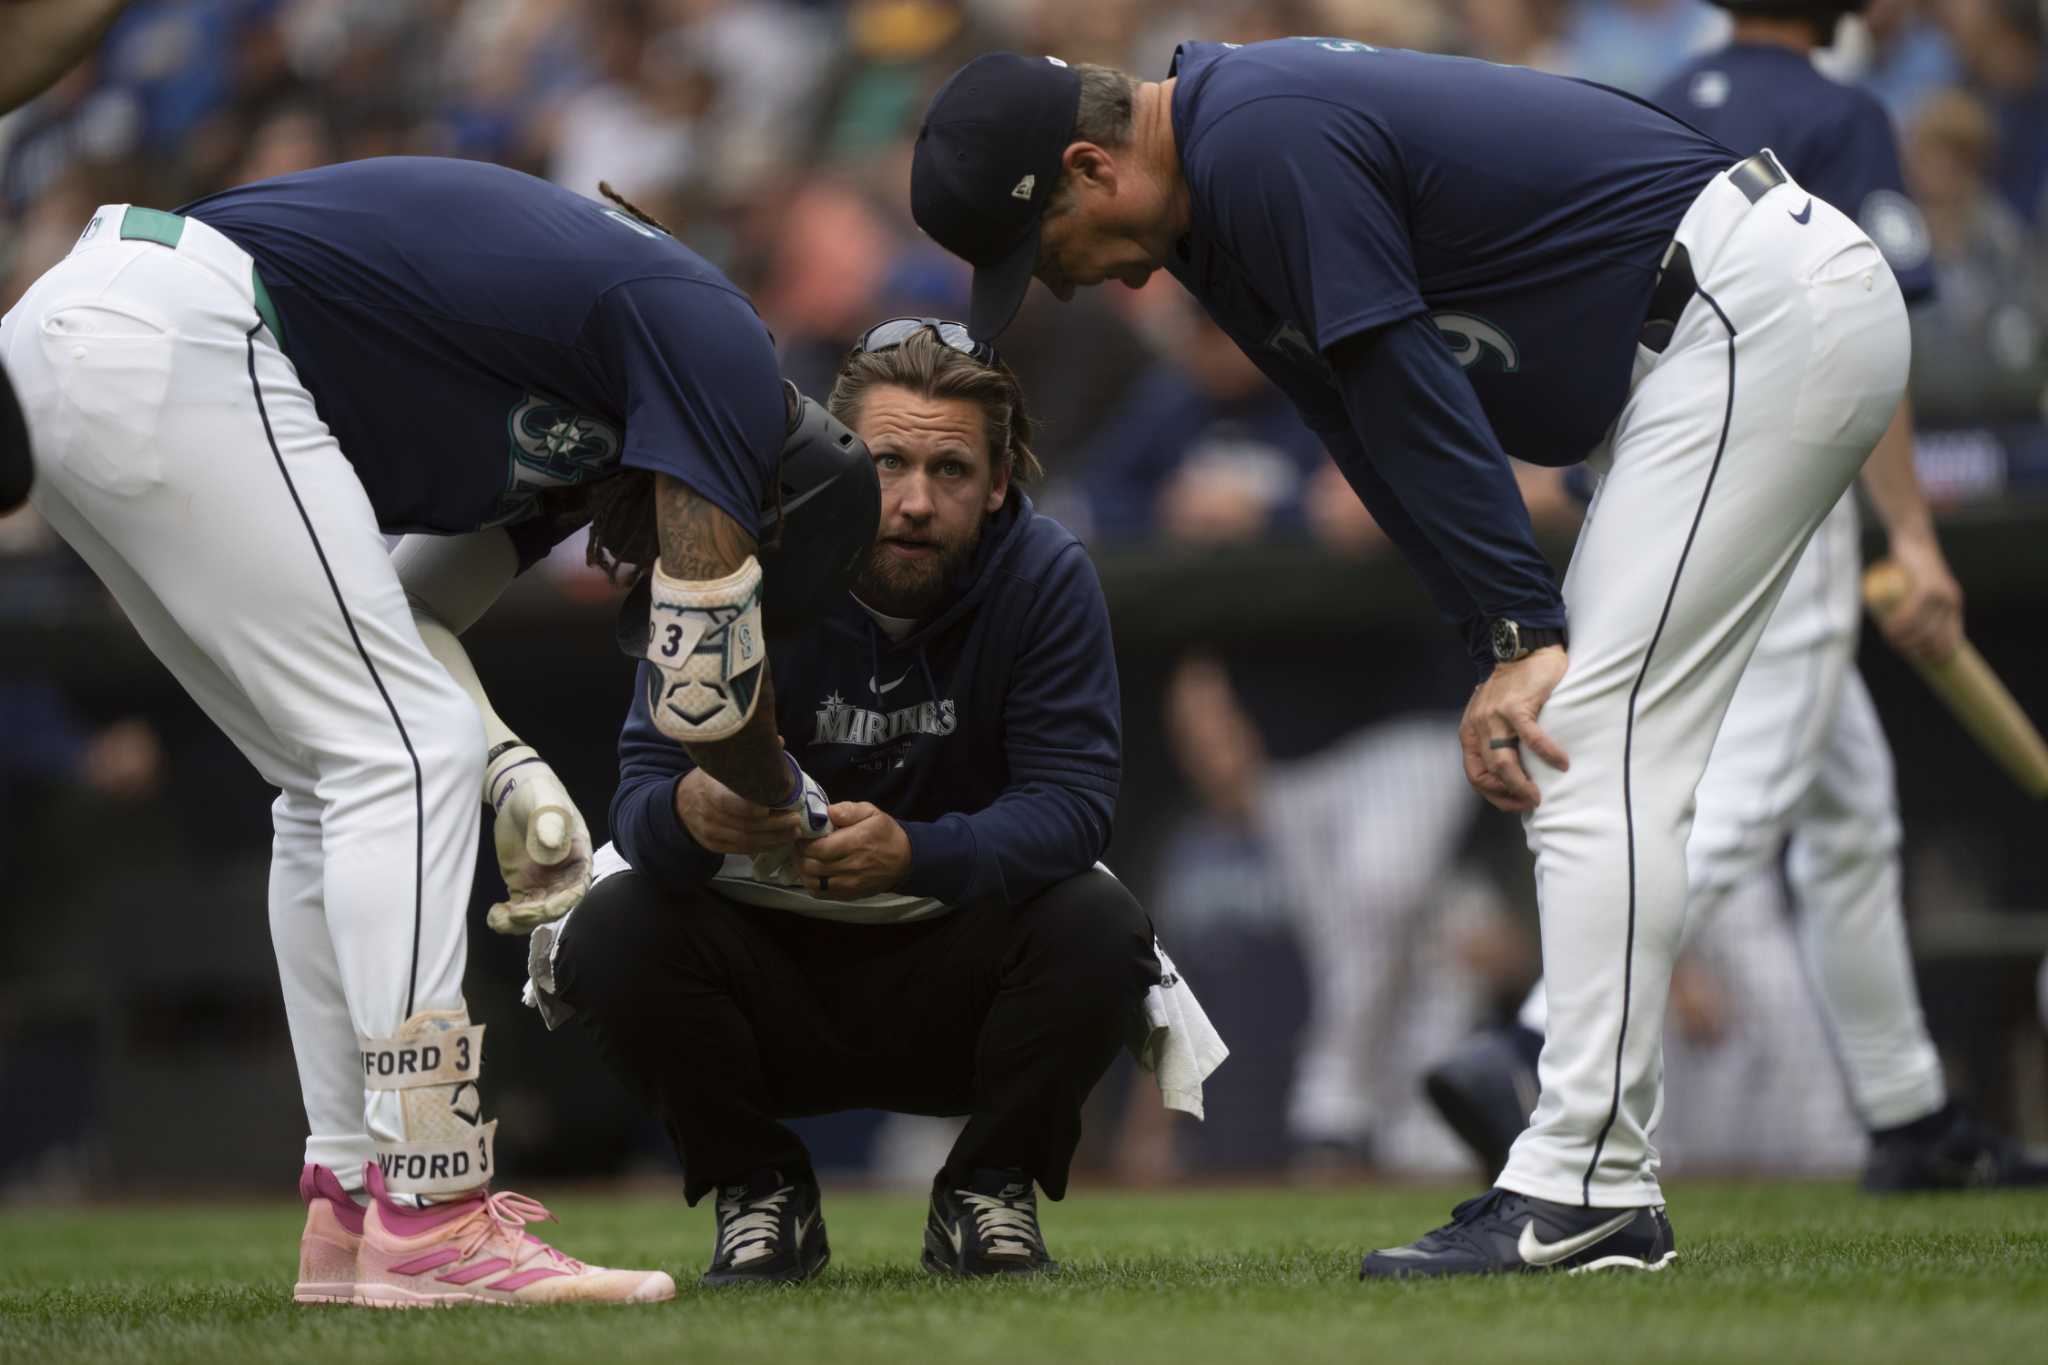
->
[[1432, 312, 1520, 373], [486, 392, 623, 525]]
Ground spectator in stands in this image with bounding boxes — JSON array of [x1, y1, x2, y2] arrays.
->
[[1073, 289, 1330, 544], [1460, 0, 1573, 71], [1938, 0, 2048, 225], [1903, 87, 2048, 425], [1558, 0, 1724, 92], [1834, 0, 1964, 126]]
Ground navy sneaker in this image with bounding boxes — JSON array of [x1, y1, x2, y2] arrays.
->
[[701, 1168, 830, 1285], [1863, 1104, 2048, 1192], [1422, 1025, 1542, 1183], [923, 1169, 1057, 1277], [1360, 1188, 1676, 1280]]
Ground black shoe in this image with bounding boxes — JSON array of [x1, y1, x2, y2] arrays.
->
[[922, 1168, 1058, 1277], [1862, 1104, 2048, 1193], [701, 1168, 830, 1285], [1359, 1188, 1676, 1280], [1422, 1025, 1542, 1183]]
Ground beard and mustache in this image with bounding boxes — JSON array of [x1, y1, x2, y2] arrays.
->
[[851, 519, 985, 620]]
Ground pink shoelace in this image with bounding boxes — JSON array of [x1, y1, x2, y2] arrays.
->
[[458, 1189, 586, 1273]]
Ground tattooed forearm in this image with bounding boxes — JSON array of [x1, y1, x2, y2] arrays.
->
[[654, 474, 756, 580], [682, 669, 791, 806]]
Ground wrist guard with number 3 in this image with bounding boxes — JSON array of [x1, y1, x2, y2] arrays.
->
[[645, 556, 768, 742]]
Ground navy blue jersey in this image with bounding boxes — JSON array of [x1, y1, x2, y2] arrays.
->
[[1654, 44, 1934, 303], [182, 158, 785, 538], [1168, 39, 1730, 466], [1166, 39, 1733, 666]]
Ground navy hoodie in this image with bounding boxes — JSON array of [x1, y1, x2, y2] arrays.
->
[[609, 491, 1121, 911]]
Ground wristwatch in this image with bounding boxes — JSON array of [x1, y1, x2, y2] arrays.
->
[[1490, 619, 1568, 663]]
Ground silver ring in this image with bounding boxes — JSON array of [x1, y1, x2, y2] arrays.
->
[[1487, 738, 1520, 751]]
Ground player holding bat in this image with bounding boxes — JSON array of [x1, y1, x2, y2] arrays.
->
[[1426, 0, 2048, 1196]]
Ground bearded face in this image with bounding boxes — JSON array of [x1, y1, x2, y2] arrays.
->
[[848, 385, 1010, 619]]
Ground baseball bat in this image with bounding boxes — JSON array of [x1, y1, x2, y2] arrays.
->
[[1863, 559, 2048, 799]]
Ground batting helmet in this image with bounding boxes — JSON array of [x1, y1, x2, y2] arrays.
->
[[756, 381, 880, 635], [616, 381, 878, 656]]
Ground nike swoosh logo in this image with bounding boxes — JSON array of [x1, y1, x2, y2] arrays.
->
[[1790, 199, 1812, 224], [870, 671, 910, 696], [1517, 1211, 1636, 1267], [944, 1218, 964, 1256], [796, 1211, 817, 1244]]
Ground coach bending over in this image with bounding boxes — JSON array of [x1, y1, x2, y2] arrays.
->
[[551, 321, 1158, 1283]]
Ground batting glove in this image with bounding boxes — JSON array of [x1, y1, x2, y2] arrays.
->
[[484, 742, 594, 935]]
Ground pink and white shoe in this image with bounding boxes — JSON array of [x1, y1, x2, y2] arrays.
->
[[353, 1162, 675, 1307], [295, 1164, 365, 1304]]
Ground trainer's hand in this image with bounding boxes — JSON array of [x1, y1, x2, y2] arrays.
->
[[1877, 530, 1963, 665], [673, 766, 804, 855], [794, 802, 911, 900], [485, 744, 593, 935], [1460, 646, 1570, 813]]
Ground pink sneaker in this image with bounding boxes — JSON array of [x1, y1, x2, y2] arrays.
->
[[295, 1164, 365, 1305], [353, 1162, 675, 1307]]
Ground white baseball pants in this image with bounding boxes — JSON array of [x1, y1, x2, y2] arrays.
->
[[1518, 494, 1948, 1134], [1499, 163, 1909, 1207], [4, 208, 483, 1192]]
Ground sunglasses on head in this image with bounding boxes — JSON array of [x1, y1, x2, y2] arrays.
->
[[851, 317, 1002, 369]]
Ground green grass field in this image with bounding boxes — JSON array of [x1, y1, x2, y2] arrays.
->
[[2, 1181, 2045, 1365]]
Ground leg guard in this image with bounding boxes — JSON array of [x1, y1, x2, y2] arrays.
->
[[359, 1008, 498, 1199]]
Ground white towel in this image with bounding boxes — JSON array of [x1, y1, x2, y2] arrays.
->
[[1126, 939, 1230, 1120], [522, 846, 1229, 1118]]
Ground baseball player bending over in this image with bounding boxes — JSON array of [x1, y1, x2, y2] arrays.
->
[[913, 41, 1910, 1276], [1426, 0, 2048, 1195], [1, 157, 876, 1305], [542, 322, 1160, 1283]]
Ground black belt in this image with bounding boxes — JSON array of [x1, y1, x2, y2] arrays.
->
[[1639, 150, 1788, 354]]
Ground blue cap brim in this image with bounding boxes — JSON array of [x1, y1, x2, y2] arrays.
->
[[968, 220, 1041, 342]]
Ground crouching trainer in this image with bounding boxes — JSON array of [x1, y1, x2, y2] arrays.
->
[[548, 321, 1159, 1282]]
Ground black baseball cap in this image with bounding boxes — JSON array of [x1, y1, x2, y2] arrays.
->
[[911, 53, 1081, 341]]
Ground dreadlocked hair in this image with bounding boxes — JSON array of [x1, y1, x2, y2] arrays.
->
[[585, 468, 660, 585], [597, 180, 674, 235]]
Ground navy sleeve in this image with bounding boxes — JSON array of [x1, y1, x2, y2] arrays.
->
[[1186, 95, 1425, 350], [896, 543, 1121, 906], [609, 664, 723, 893], [1821, 97, 1936, 305], [1327, 317, 1566, 674], [590, 277, 786, 539], [503, 483, 599, 574]]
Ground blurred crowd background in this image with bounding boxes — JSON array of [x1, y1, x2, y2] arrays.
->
[[3, 0, 2047, 1198]]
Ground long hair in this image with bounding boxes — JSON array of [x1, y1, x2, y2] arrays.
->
[[825, 329, 1043, 487]]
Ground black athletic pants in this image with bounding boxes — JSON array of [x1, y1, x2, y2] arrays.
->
[[554, 867, 1159, 1204]]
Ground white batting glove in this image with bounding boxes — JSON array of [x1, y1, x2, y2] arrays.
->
[[483, 742, 594, 935], [748, 757, 831, 885]]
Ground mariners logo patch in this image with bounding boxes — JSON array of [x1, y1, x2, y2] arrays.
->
[[1432, 312, 1520, 373], [487, 392, 624, 525]]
